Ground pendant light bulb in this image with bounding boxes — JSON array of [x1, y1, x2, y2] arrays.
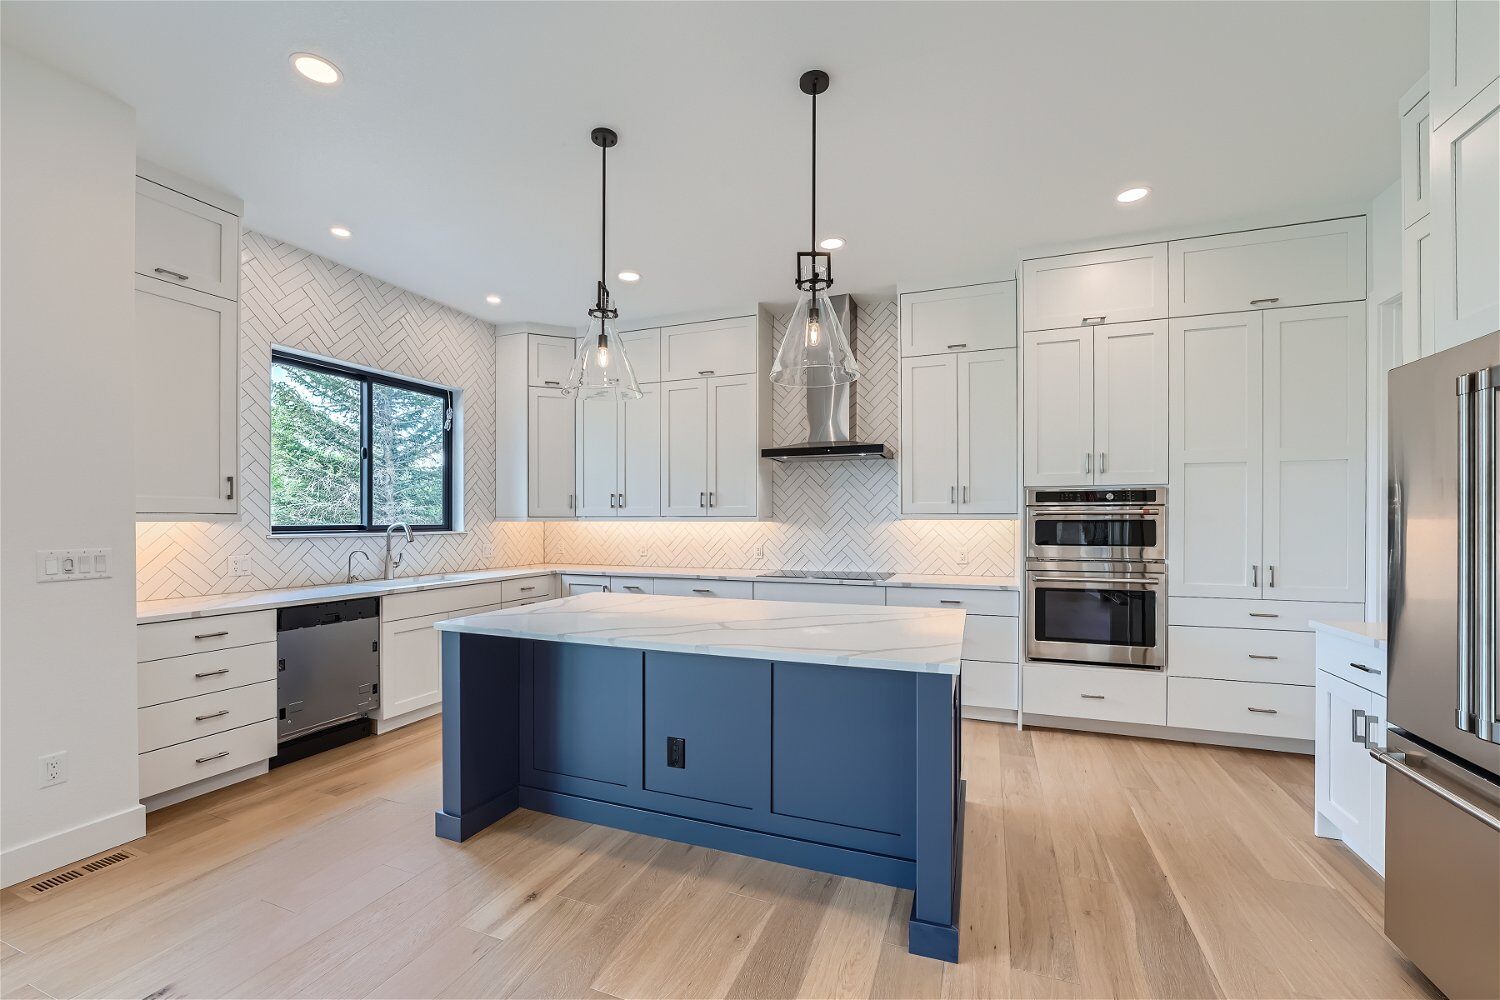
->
[[806, 305, 822, 347], [563, 126, 642, 401]]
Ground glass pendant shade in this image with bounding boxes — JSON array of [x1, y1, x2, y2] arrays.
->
[[770, 288, 860, 387], [564, 313, 642, 400]]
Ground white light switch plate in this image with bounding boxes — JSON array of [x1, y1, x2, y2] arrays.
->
[[36, 548, 112, 583]]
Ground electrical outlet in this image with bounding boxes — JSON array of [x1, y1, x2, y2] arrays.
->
[[636, 546, 648, 563], [230, 554, 254, 577], [957, 548, 969, 566], [754, 543, 765, 562], [39, 751, 67, 788]]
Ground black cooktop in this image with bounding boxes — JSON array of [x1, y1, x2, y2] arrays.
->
[[757, 569, 894, 582]]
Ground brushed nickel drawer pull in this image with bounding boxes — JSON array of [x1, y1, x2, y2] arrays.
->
[[519, 585, 536, 592], [1247, 654, 1279, 660], [692, 588, 713, 594], [1249, 297, 1280, 306], [1249, 612, 1279, 618], [1082, 315, 1106, 324], [193, 631, 230, 640], [939, 599, 963, 605], [154, 267, 189, 281], [195, 710, 229, 721], [195, 751, 230, 764], [698, 370, 715, 376], [1349, 661, 1381, 674], [544, 380, 560, 386], [1247, 706, 1278, 714], [194, 668, 230, 678], [624, 586, 643, 592], [1080, 693, 1105, 700], [946, 343, 968, 350]]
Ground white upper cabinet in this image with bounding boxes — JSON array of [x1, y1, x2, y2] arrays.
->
[[1430, 81, 1499, 351], [1430, 0, 1500, 127], [134, 276, 238, 514], [1021, 244, 1168, 332], [1403, 216, 1437, 361], [659, 316, 758, 381], [574, 392, 619, 517], [619, 328, 661, 383], [1168, 218, 1367, 317], [1092, 321, 1169, 487], [528, 387, 576, 517], [135, 177, 239, 301], [900, 281, 1017, 356], [1170, 312, 1265, 599], [901, 354, 960, 514], [659, 379, 709, 517], [957, 349, 1019, 515], [1400, 82, 1432, 228], [528, 334, 578, 388], [617, 386, 660, 517], [1261, 304, 1367, 604], [1023, 328, 1094, 486], [705, 375, 759, 517]]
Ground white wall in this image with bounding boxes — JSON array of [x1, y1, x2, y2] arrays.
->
[[1365, 178, 1402, 619], [1, 47, 144, 885]]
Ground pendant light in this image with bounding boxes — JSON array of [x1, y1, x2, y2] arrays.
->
[[563, 126, 643, 400], [769, 70, 860, 388]]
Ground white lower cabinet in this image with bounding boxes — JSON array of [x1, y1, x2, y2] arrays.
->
[[1314, 629, 1387, 874], [963, 661, 1017, 712], [562, 575, 609, 596], [1022, 663, 1166, 726], [1167, 676, 1313, 740], [751, 581, 885, 605], [139, 720, 278, 800], [654, 577, 753, 600]]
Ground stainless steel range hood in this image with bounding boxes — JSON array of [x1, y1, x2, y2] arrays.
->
[[761, 295, 894, 463]]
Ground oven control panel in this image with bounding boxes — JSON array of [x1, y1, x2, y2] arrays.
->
[[1030, 488, 1160, 505]]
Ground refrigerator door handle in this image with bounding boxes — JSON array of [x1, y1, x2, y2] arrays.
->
[[1370, 748, 1500, 833], [1478, 368, 1497, 743], [1457, 372, 1477, 734]]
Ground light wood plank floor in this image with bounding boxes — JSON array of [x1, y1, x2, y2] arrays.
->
[[1, 718, 1440, 999]]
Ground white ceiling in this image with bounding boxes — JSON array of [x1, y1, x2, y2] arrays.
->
[[3, 1, 1426, 328]]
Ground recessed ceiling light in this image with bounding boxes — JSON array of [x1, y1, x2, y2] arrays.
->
[[1116, 186, 1151, 204], [291, 53, 342, 85], [617, 270, 641, 283], [329, 225, 352, 239], [486, 294, 502, 305], [818, 236, 845, 250]]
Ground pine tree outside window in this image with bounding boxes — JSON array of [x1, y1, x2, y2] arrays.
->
[[270, 350, 455, 533]]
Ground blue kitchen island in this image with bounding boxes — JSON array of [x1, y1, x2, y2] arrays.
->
[[432, 591, 967, 962]]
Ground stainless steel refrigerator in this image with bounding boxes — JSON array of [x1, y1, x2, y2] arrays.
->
[[1385, 330, 1500, 1000]]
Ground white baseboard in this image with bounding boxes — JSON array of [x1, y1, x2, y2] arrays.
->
[[143, 759, 267, 812], [962, 706, 1018, 724], [374, 702, 441, 735], [1019, 712, 1313, 755], [1, 803, 147, 888]]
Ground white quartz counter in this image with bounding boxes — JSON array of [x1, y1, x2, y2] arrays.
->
[[1310, 619, 1387, 649], [556, 565, 1019, 590], [436, 592, 966, 675]]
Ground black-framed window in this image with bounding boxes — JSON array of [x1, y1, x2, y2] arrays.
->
[[270, 350, 455, 533]]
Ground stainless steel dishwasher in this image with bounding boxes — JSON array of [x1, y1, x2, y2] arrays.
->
[[273, 597, 380, 766]]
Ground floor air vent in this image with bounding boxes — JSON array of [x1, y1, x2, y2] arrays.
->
[[17, 849, 138, 898]]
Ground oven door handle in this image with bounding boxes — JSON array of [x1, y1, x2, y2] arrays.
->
[[1033, 576, 1158, 586]]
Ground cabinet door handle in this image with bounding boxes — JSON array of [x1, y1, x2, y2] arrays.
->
[[1084, 453, 1092, 475], [225, 475, 235, 500], [708, 492, 715, 508], [698, 370, 715, 376], [193, 631, 230, 640], [962, 485, 969, 503], [194, 668, 230, 678], [1247, 706, 1279, 715], [154, 267, 189, 281], [1251, 564, 1259, 587], [1098, 452, 1106, 474], [195, 751, 230, 764], [1363, 714, 1381, 749], [1080, 693, 1105, 700], [1249, 297, 1280, 307], [950, 485, 956, 503], [1268, 565, 1276, 588], [195, 710, 230, 721], [699, 492, 706, 508], [1247, 653, 1279, 660], [946, 343, 967, 350], [1351, 708, 1368, 743], [1349, 661, 1381, 675], [1082, 315, 1106, 324]]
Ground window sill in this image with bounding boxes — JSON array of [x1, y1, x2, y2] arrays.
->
[[266, 529, 467, 540]]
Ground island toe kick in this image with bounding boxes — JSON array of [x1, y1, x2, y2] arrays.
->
[[433, 619, 965, 962]]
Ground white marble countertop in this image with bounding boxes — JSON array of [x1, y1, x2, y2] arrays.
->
[[436, 592, 966, 675], [137, 563, 1017, 624], [1310, 619, 1387, 649]]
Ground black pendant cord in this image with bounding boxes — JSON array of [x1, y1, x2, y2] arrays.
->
[[794, 71, 832, 293], [589, 127, 619, 320], [810, 88, 816, 255]]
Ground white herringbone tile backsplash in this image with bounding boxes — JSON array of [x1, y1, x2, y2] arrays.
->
[[136, 233, 543, 600], [543, 298, 1019, 577]]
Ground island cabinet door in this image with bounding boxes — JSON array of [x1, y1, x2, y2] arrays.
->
[[643, 652, 770, 810], [520, 644, 644, 797]]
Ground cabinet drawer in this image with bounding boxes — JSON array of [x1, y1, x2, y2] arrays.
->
[[1022, 663, 1166, 725], [138, 642, 276, 708], [1168, 626, 1313, 686], [886, 587, 1017, 616], [1168, 598, 1364, 632], [609, 576, 656, 594], [501, 575, 555, 603], [962, 660, 1017, 711], [900, 282, 1017, 356], [659, 316, 758, 381], [1167, 677, 1313, 741], [561, 575, 609, 595], [382, 581, 510, 622], [1315, 632, 1387, 698], [138, 611, 275, 663], [751, 581, 885, 606], [1021, 244, 1169, 332], [1168, 219, 1366, 316], [654, 577, 754, 600], [962, 615, 1019, 663], [139, 719, 277, 799], [528, 335, 577, 388], [139, 679, 276, 753], [135, 177, 239, 300]]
